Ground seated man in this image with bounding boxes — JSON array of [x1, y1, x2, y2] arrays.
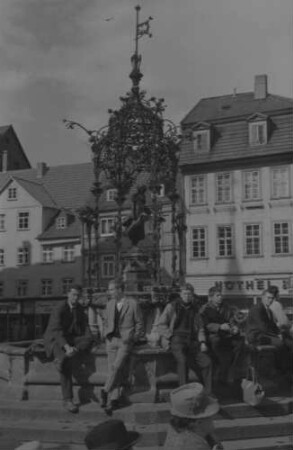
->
[[246, 289, 293, 374], [200, 286, 246, 385], [157, 283, 212, 394], [44, 284, 93, 413]]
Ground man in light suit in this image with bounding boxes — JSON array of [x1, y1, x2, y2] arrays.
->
[[101, 279, 144, 415], [44, 284, 93, 413]]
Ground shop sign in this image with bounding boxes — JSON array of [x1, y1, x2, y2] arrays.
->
[[0, 302, 20, 314], [214, 277, 291, 295], [35, 300, 61, 314]]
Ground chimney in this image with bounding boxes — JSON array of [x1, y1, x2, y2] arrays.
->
[[1, 150, 8, 172], [254, 74, 268, 100], [36, 162, 47, 178]]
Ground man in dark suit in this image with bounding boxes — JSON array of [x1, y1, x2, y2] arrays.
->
[[101, 279, 144, 415], [44, 284, 93, 412], [246, 289, 292, 373]]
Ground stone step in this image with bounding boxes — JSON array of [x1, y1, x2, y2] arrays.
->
[[0, 396, 292, 423], [0, 413, 292, 447]]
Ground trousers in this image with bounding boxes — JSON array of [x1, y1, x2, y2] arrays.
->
[[104, 336, 132, 401]]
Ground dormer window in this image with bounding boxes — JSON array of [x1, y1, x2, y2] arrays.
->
[[192, 122, 211, 152], [8, 187, 17, 200], [248, 113, 268, 146], [56, 216, 67, 230], [106, 189, 117, 202]]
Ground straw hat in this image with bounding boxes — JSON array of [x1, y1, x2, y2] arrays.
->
[[170, 382, 219, 419]]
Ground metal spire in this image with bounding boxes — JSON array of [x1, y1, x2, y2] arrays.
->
[[129, 5, 153, 96]]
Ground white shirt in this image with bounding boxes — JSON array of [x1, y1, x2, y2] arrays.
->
[[270, 300, 289, 328]]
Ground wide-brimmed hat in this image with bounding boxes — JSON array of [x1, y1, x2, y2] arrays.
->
[[170, 382, 219, 419], [85, 419, 140, 450]]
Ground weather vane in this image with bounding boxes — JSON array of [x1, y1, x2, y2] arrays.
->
[[130, 5, 153, 95]]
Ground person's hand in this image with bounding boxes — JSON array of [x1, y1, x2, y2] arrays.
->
[[200, 342, 208, 352], [230, 325, 239, 335], [219, 323, 230, 332], [64, 344, 77, 357]]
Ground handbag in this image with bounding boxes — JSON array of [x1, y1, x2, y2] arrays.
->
[[241, 366, 265, 406]]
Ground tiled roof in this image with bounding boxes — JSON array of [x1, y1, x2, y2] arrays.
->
[[181, 93, 293, 126], [38, 210, 82, 240], [179, 93, 293, 167], [0, 125, 11, 135], [14, 177, 57, 208]]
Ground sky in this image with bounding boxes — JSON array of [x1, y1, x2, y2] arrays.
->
[[0, 0, 292, 167]]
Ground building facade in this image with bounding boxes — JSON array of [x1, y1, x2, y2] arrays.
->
[[179, 75, 293, 310]]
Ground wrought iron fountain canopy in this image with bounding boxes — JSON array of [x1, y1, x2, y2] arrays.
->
[[64, 5, 182, 288]]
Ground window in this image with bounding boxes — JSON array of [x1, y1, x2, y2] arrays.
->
[[0, 281, 3, 297], [192, 227, 207, 258], [271, 167, 290, 199], [217, 226, 233, 257], [17, 280, 28, 297], [243, 170, 261, 201], [100, 217, 115, 236], [17, 212, 30, 230], [17, 247, 30, 265], [42, 246, 54, 263], [41, 279, 53, 296], [56, 216, 67, 229], [216, 173, 232, 203], [62, 244, 75, 262], [62, 278, 74, 295], [106, 189, 117, 202], [193, 131, 210, 152], [0, 249, 4, 266], [244, 224, 262, 256], [0, 214, 5, 231], [8, 187, 17, 200], [273, 222, 290, 255], [101, 255, 115, 278], [249, 122, 267, 145], [190, 175, 206, 205], [157, 184, 165, 198]]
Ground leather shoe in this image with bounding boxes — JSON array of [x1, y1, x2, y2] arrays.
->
[[63, 400, 78, 413], [100, 389, 108, 408]]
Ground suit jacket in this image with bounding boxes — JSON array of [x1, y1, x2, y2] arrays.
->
[[200, 302, 235, 337], [104, 296, 144, 344], [246, 302, 280, 344], [44, 301, 91, 358]]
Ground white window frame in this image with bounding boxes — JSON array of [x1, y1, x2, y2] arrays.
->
[[106, 189, 117, 202], [191, 226, 208, 259], [271, 166, 290, 199], [62, 244, 75, 262], [100, 217, 115, 236], [42, 245, 54, 263], [0, 249, 4, 266], [62, 278, 74, 295], [273, 222, 290, 255], [101, 254, 115, 278], [190, 175, 207, 205], [249, 121, 267, 146], [17, 279, 28, 297], [17, 211, 30, 230], [193, 130, 210, 152], [56, 216, 67, 229], [242, 169, 261, 201], [244, 223, 262, 256], [217, 225, 234, 257], [17, 247, 30, 265], [8, 187, 17, 200], [216, 172, 233, 204], [41, 279, 53, 296], [0, 214, 5, 231]]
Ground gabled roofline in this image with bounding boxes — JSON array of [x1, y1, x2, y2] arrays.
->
[[3, 125, 31, 168]]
